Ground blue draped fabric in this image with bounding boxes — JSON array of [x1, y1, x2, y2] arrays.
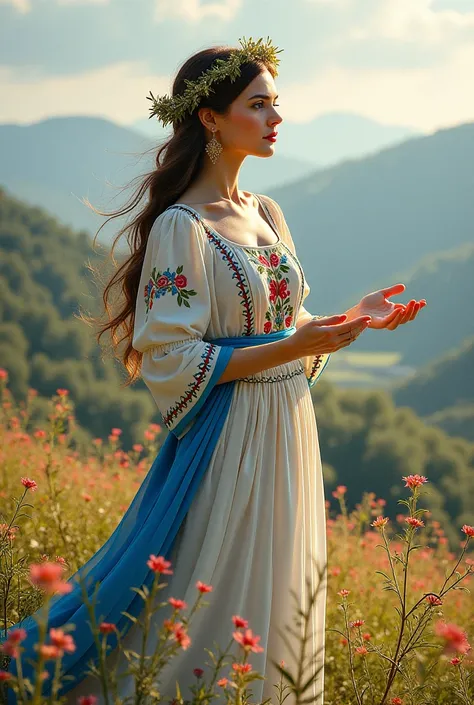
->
[[2, 327, 298, 704]]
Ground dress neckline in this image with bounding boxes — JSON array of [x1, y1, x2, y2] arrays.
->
[[168, 193, 282, 250]]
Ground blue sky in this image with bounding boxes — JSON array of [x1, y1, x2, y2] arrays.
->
[[1, 0, 474, 131]]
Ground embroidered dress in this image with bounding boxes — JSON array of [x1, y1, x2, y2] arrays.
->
[[2, 195, 330, 705]]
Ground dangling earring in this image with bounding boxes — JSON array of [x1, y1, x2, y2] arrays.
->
[[205, 128, 223, 164]]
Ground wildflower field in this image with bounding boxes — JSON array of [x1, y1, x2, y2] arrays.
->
[[0, 373, 473, 705]]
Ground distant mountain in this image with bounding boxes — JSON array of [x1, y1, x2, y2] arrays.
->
[[0, 116, 317, 239], [131, 111, 420, 167], [267, 121, 474, 337], [392, 336, 474, 442], [347, 242, 473, 366]]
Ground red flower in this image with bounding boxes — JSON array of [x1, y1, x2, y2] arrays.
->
[[0, 672, 11, 682], [193, 667, 204, 678], [264, 321, 272, 334], [269, 252, 280, 267], [278, 280, 289, 299], [285, 315, 293, 328], [78, 697, 98, 705], [258, 255, 271, 267], [405, 517, 424, 528], [157, 275, 169, 288], [462, 525, 474, 538], [269, 279, 278, 302], [175, 274, 187, 288], [99, 622, 116, 634]]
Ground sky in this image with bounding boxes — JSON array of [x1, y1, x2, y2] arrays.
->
[[1, 0, 474, 133]]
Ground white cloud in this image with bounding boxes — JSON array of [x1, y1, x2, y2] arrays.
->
[[0, 0, 31, 13], [281, 42, 474, 131], [0, 61, 170, 125], [153, 0, 242, 22]]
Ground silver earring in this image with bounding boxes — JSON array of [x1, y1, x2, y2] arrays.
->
[[205, 129, 223, 164]]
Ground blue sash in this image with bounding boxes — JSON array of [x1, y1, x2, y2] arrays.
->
[[2, 327, 297, 703]]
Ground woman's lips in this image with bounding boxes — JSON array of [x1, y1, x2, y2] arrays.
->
[[263, 134, 277, 142]]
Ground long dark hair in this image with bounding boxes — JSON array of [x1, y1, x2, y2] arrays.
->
[[80, 44, 277, 386]]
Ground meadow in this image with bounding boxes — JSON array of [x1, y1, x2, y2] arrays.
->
[[1, 372, 473, 705]]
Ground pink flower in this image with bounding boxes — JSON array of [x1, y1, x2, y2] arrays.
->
[[6, 628, 27, 643], [390, 698, 403, 704], [232, 615, 248, 628], [350, 619, 365, 628], [147, 555, 173, 574], [196, 581, 213, 593], [21, 477, 37, 491], [434, 621, 471, 654], [371, 516, 389, 528], [402, 474, 428, 490], [169, 598, 187, 611], [0, 369, 8, 380], [111, 428, 122, 436], [233, 628, 264, 653], [217, 677, 228, 686], [29, 562, 72, 596], [232, 662, 252, 674], [355, 646, 368, 655], [462, 525, 474, 538], [338, 589, 350, 598], [56, 389, 69, 397], [426, 595, 442, 606], [450, 657, 461, 666], [39, 644, 61, 660], [172, 623, 191, 650], [175, 274, 187, 289], [49, 628, 76, 654], [405, 517, 424, 528]]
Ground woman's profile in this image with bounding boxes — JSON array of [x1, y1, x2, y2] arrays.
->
[[2, 37, 425, 705]]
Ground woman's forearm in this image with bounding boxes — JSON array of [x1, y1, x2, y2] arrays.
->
[[216, 337, 301, 384]]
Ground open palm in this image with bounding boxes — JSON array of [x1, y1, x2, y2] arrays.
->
[[352, 284, 427, 330]]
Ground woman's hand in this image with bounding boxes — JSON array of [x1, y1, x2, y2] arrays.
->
[[345, 283, 427, 331]]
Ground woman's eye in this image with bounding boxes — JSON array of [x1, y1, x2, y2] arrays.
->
[[253, 102, 280, 109]]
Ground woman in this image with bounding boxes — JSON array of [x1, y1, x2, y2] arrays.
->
[[3, 38, 425, 705]]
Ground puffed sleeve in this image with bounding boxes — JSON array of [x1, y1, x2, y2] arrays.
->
[[132, 207, 235, 439], [258, 194, 331, 388]]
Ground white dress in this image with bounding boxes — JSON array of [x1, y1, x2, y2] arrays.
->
[[66, 194, 330, 705]]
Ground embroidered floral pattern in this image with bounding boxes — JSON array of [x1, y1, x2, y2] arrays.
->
[[144, 265, 196, 315], [163, 343, 218, 430], [246, 246, 294, 334], [168, 205, 255, 336]]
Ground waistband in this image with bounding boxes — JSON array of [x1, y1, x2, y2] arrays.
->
[[209, 326, 296, 348]]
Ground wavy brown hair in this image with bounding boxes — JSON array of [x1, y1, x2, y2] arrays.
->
[[80, 44, 277, 387]]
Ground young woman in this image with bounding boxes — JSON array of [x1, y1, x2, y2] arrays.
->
[[3, 38, 425, 705]]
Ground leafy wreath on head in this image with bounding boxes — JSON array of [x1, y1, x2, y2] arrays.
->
[[146, 36, 284, 128]]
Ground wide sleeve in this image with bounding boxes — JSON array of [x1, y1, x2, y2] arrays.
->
[[132, 208, 234, 439], [258, 194, 331, 388]]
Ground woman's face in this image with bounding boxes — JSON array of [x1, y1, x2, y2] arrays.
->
[[203, 69, 283, 159]]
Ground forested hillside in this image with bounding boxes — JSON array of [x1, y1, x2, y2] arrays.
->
[[1, 187, 473, 539], [0, 187, 156, 449]]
